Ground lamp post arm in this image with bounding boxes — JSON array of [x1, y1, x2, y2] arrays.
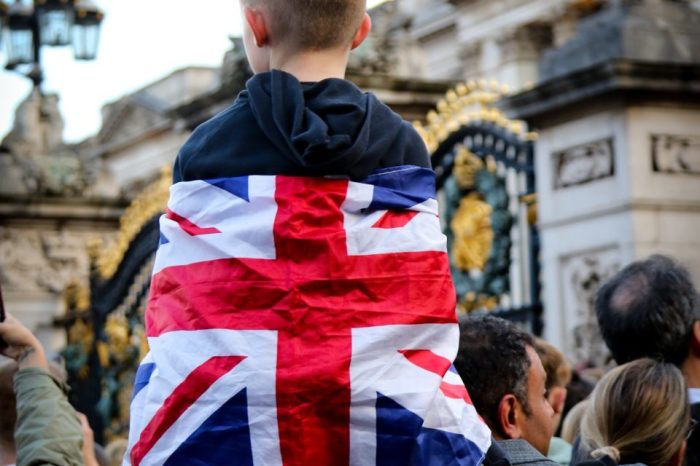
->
[[30, 10, 43, 88]]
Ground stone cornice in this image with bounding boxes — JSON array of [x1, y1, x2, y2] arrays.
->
[[501, 60, 700, 122], [0, 195, 127, 224]]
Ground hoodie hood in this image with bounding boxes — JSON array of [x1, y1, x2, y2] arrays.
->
[[174, 69, 430, 183], [246, 70, 404, 179]]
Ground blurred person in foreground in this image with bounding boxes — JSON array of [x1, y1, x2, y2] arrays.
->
[[534, 338, 573, 466], [595, 254, 700, 466], [455, 316, 556, 466], [578, 358, 691, 466], [0, 312, 97, 466]]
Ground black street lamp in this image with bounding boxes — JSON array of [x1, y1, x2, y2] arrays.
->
[[73, 0, 102, 60], [0, 0, 104, 87], [36, 0, 74, 46]]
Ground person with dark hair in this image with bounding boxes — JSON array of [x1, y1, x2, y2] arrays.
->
[[595, 254, 698, 366], [455, 316, 556, 466], [594, 254, 700, 466]]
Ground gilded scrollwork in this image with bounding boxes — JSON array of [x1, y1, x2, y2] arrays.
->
[[94, 256, 155, 440], [441, 159, 512, 313], [63, 280, 91, 312], [453, 145, 485, 190], [105, 314, 132, 365], [417, 79, 535, 315], [59, 281, 93, 380], [450, 195, 493, 272], [458, 292, 500, 314], [95, 167, 170, 279], [413, 80, 536, 154]]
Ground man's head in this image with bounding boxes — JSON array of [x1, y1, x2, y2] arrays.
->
[[595, 254, 699, 366], [534, 338, 571, 432], [240, 0, 371, 73], [455, 316, 554, 455]]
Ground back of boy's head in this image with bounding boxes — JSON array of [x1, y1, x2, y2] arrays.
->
[[244, 0, 366, 51]]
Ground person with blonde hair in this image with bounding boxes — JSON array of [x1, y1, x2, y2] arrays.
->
[[534, 338, 573, 465], [580, 358, 692, 466]]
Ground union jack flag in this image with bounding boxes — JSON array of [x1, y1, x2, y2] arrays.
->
[[125, 165, 491, 465]]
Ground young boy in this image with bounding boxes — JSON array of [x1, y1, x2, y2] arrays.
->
[[172, 0, 429, 183], [126, 1, 491, 465]]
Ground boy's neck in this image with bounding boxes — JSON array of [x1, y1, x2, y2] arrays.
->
[[270, 47, 350, 82]]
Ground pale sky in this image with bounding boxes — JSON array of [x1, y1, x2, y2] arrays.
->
[[0, 0, 387, 143]]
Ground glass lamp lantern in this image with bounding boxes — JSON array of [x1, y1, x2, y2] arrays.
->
[[35, 0, 74, 46], [72, 0, 102, 60], [6, 1, 34, 68]]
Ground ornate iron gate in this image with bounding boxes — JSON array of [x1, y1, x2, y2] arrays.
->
[[414, 81, 542, 333]]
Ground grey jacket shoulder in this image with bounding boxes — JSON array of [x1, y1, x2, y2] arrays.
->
[[497, 439, 560, 466], [14, 367, 83, 466]]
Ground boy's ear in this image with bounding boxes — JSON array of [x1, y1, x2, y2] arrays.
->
[[351, 13, 372, 50], [244, 6, 269, 47], [549, 386, 567, 416]]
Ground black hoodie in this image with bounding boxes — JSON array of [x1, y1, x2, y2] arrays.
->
[[173, 69, 430, 183]]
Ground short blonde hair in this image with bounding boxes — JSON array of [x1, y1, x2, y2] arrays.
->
[[581, 359, 689, 466], [534, 338, 572, 390], [243, 0, 366, 51]]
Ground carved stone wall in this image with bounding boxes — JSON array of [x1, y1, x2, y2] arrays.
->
[[0, 228, 104, 294], [554, 138, 615, 189], [652, 134, 700, 175], [560, 248, 620, 366]]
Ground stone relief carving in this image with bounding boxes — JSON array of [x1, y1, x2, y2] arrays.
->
[[0, 228, 112, 294], [2, 89, 64, 156], [652, 134, 700, 175], [220, 37, 253, 92], [348, 2, 400, 75], [497, 24, 553, 62], [560, 248, 620, 366], [458, 42, 482, 77], [553, 138, 614, 189], [0, 89, 96, 196]]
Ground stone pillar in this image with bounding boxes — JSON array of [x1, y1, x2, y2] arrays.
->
[[503, 0, 700, 363]]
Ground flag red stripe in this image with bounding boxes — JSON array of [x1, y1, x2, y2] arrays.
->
[[371, 210, 419, 229], [166, 209, 221, 236], [440, 381, 473, 404], [145, 253, 457, 338], [271, 177, 352, 465], [130, 356, 246, 466], [399, 349, 453, 377]]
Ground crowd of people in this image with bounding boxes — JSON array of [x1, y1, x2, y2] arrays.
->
[[456, 254, 699, 466], [1, 253, 697, 465]]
